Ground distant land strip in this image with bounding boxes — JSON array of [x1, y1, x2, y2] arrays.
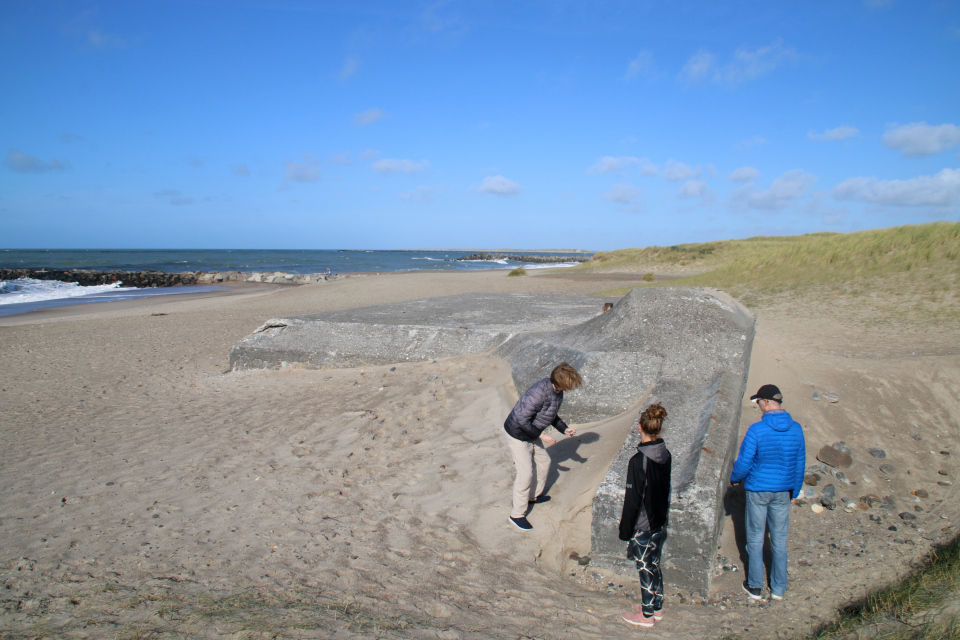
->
[[0, 268, 340, 287], [456, 252, 591, 263]]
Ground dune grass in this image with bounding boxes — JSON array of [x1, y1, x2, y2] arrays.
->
[[507, 267, 527, 277], [586, 222, 960, 327]]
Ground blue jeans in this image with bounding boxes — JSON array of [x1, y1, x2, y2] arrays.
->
[[627, 528, 665, 616], [745, 490, 790, 597]]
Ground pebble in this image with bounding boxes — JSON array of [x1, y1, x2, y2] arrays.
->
[[812, 392, 821, 402], [822, 392, 840, 403], [889, 525, 898, 531], [938, 481, 953, 487], [811, 504, 824, 514], [821, 495, 837, 510], [836, 472, 850, 485], [899, 512, 917, 521], [822, 484, 837, 498], [860, 495, 882, 507], [578, 556, 591, 566], [804, 473, 820, 486], [912, 489, 929, 498], [868, 448, 887, 459], [938, 469, 949, 476], [803, 487, 816, 499], [880, 463, 898, 475], [818, 445, 853, 469], [390, 367, 396, 371], [912, 434, 923, 441], [942, 451, 951, 456], [426, 375, 437, 381]]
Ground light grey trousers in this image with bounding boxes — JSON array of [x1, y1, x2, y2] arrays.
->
[[504, 432, 550, 518]]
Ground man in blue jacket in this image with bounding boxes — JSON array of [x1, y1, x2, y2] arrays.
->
[[730, 384, 805, 601]]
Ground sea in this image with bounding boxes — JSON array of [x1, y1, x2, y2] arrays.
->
[[0, 248, 590, 317]]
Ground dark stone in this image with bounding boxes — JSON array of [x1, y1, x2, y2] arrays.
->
[[941, 451, 951, 456], [390, 367, 396, 371], [820, 495, 837, 510], [860, 495, 882, 507], [804, 474, 820, 486], [868, 448, 887, 458], [578, 556, 591, 566], [817, 445, 853, 469], [821, 484, 837, 498], [939, 469, 949, 476], [913, 506, 923, 513], [938, 481, 953, 487], [889, 525, 898, 531], [879, 463, 897, 475], [899, 512, 917, 521], [913, 489, 929, 498], [912, 434, 923, 441]]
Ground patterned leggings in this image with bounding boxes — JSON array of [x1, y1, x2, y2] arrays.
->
[[628, 527, 665, 617]]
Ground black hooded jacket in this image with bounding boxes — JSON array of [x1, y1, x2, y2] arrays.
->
[[618, 439, 672, 540]]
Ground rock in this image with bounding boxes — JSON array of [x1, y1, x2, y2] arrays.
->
[[869, 515, 882, 522], [912, 434, 923, 441], [889, 525, 898, 531], [938, 481, 953, 487], [939, 469, 949, 476], [912, 489, 929, 498], [578, 556, 591, 566], [811, 504, 824, 514], [812, 392, 821, 402], [832, 441, 852, 455], [879, 463, 898, 475], [818, 445, 853, 469], [821, 484, 837, 498], [804, 474, 820, 486], [860, 495, 882, 507], [803, 487, 816, 499], [914, 506, 923, 513], [807, 464, 821, 472], [868, 448, 887, 458], [899, 512, 917, 521], [836, 472, 850, 484], [941, 451, 951, 456], [822, 392, 840, 403], [821, 495, 837, 510], [426, 375, 437, 381], [390, 367, 396, 371], [820, 464, 832, 475]]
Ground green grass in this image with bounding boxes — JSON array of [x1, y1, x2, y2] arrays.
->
[[507, 267, 527, 277], [586, 222, 960, 327]]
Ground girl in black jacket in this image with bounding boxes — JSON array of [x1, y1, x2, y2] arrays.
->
[[618, 402, 672, 627]]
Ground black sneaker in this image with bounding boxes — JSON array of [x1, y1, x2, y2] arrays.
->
[[528, 495, 551, 505], [742, 581, 763, 600], [509, 516, 533, 531]]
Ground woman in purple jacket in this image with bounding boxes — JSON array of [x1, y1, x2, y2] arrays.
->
[[503, 363, 582, 531]]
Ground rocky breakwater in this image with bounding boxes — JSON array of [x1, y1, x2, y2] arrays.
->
[[456, 252, 591, 264], [0, 268, 344, 288]]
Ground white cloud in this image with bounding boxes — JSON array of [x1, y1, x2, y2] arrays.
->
[[729, 166, 760, 182], [681, 40, 797, 87], [588, 156, 636, 174], [625, 51, 655, 80], [677, 180, 708, 199], [371, 159, 430, 174], [353, 108, 390, 127], [808, 125, 861, 141], [736, 135, 768, 150], [662, 159, 700, 182], [339, 56, 360, 81], [230, 162, 250, 177], [679, 50, 715, 83], [400, 186, 433, 202], [604, 183, 641, 204], [478, 175, 521, 196], [833, 168, 960, 207], [746, 169, 816, 211], [882, 122, 960, 157], [284, 158, 321, 183], [4, 149, 69, 173], [360, 149, 381, 161]]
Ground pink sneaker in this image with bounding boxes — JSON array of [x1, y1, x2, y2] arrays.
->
[[621, 611, 655, 627], [632, 604, 663, 621]]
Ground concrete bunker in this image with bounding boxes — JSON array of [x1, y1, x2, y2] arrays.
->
[[229, 287, 756, 594]]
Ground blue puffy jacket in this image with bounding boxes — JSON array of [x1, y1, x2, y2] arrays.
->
[[730, 410, 806, 499]]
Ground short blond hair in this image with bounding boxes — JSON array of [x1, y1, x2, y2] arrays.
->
[[550, 363, 582, 392]]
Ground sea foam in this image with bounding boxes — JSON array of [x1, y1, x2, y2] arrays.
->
[[0, 278, 130, 306]]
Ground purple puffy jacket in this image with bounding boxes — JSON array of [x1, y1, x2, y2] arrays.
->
[[503, 378, 569, 442]]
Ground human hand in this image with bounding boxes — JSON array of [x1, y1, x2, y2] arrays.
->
[[565, 428, 577, 437], [541, 435, 557, 446]]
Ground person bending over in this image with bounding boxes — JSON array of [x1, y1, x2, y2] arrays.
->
[[502, 363, 582, 531]]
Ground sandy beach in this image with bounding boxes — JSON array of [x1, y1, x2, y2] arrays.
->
[[2, 269, 958, 639]]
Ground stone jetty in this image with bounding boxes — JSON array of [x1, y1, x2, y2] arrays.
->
[[0, 268, 343, 288]]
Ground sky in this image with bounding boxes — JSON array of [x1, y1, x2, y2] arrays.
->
[[1, 1, 959, 251]]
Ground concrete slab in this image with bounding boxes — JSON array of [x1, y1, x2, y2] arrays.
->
[[228, 287, 755, 594]]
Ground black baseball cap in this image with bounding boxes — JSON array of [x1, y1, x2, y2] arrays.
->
[[750, 384, 783, 403]]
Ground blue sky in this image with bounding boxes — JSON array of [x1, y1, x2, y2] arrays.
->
[[1, 1, 958, 250]]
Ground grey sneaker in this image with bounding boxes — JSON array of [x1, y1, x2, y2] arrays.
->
[[742, 581, 763, 600], [770, 593, 784, 601], [509, 516, 532, 531]]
